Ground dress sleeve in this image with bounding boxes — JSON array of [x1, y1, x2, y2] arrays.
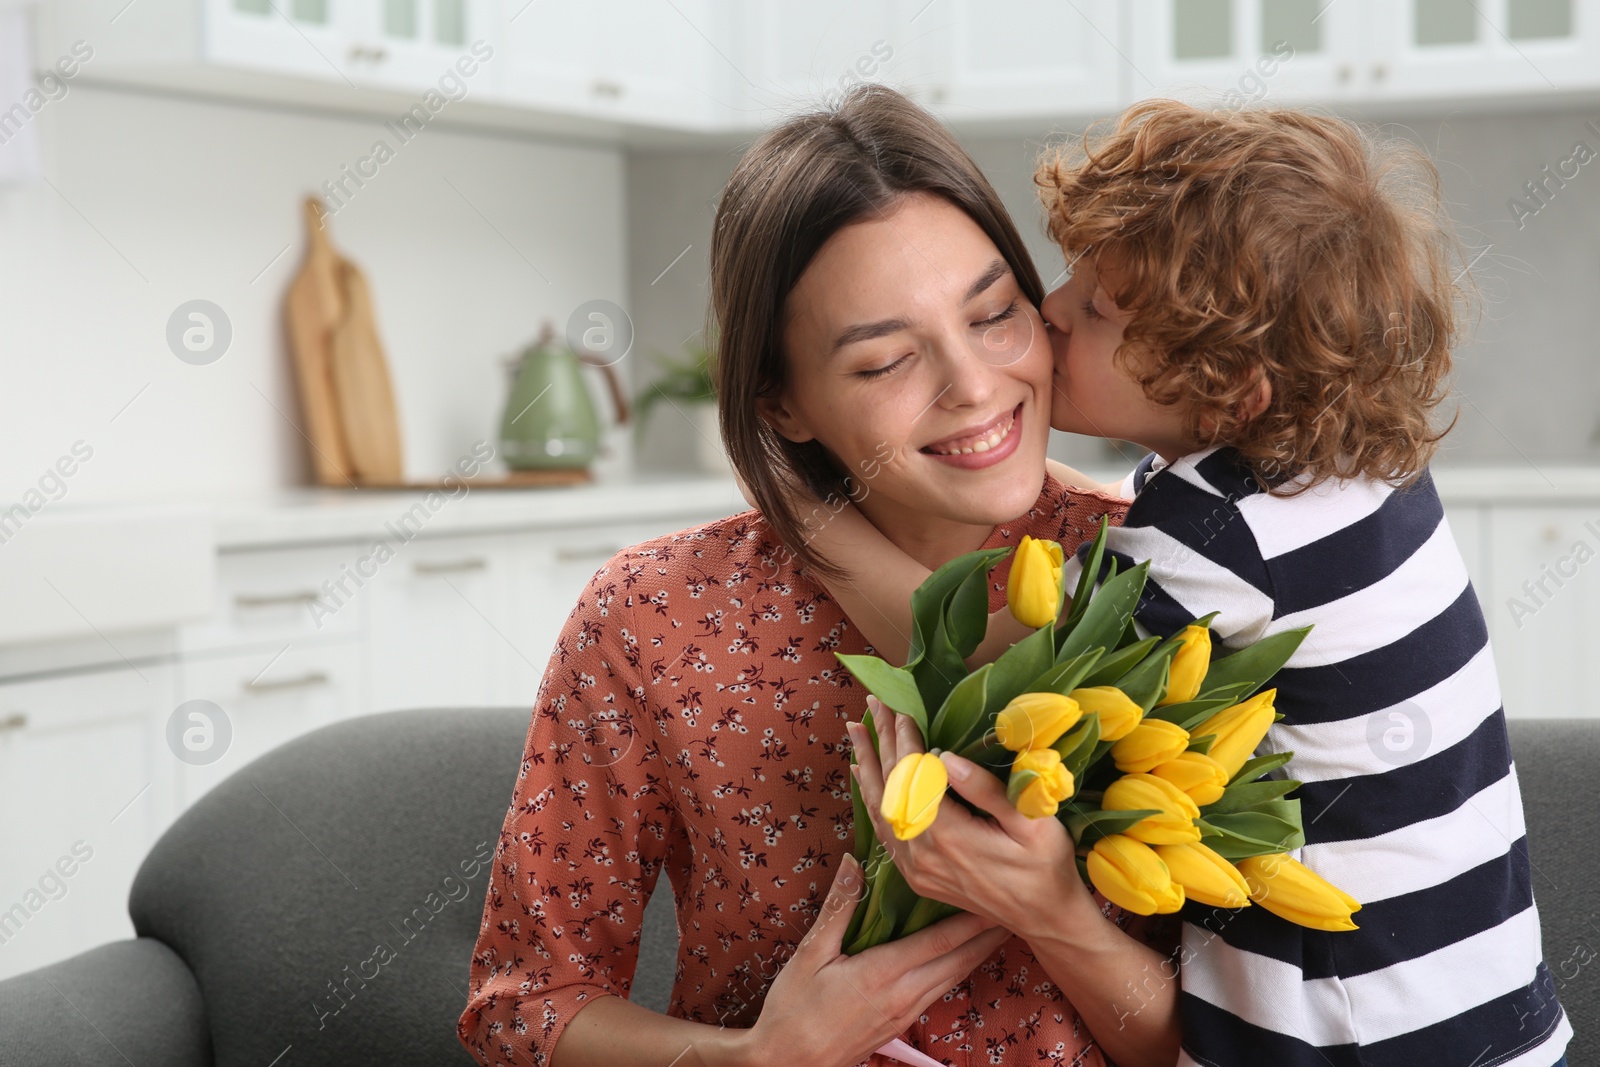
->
[[457, 554, 680, 1067]]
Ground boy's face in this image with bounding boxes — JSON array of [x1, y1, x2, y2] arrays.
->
[[1040, 256, 1194, 462]]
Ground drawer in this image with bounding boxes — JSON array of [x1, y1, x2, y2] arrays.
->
[[178, 544, 363, 653]]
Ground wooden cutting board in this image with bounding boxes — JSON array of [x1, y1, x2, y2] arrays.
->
[[283, 198, 353, 485], [328, 258, 404, 483]]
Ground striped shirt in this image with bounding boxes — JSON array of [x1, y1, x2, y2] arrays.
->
[[1062, 446, 1572, 1067]]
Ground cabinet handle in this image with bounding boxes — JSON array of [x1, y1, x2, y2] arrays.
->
[[0, 711, 26, 733], [591, 79, 624, 99], [555, 545, 622, 563], [414, 558, 489, 575], [1370, 62, 1388, 81], [243, 672, 330, 693], [1337, 63, 1354, 83], [236, 591, 321, 609]]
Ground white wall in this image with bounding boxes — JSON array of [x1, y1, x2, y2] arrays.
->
[[0, 83, 627, 507]]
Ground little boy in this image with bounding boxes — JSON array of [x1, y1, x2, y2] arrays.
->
[[804, 101, 1571, 1066]]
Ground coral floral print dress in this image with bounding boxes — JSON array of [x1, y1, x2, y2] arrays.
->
[[458, 475, 1170, 1067]]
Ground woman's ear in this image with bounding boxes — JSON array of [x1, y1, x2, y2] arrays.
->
[[756, 393, 816, 444]]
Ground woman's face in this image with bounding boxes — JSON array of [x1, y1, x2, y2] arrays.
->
[[760, 192, 1053, 565]]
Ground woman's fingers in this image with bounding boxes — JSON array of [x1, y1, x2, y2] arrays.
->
[[900, 923, 1012, 1005], [867, 696, 896, 771]]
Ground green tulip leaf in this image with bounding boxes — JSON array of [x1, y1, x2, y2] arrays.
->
[[1117, 642, 1179, 711], [1143, 694, 1240, 729], [1230, 751, 1295, 785], [1053, 714, 1102, 786], [1061, 803, 1161, 847], [1064, 516, 1110, 629], [983, 624, 1057, 715], [1057, 560, 1149, 663], [930, 661, 991, 753], [1187, 734, 1217, 755], [911, 609, 968, 719], [849, 762, 872, 864], [1201, 807, 1304, 860], [1028, 648, 1105, 698], [835, 654, 930, 740], [1201, 778, 1302, 815], [1199, 625, 1312, 699], [900, 895, 963, 938], [1005, 768, 1041, 806], [946, 552, 1003, 660], [1076, 635, 1160, 684]]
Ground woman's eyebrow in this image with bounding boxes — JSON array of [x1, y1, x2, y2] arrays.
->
[[962, 258, 1011, 303], [830, 259, 1013, 355]]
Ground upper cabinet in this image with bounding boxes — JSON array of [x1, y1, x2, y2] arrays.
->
[[501, 0, 732, 130], [1129, 0, 1600, 108], [38, 0, 1600, 142]]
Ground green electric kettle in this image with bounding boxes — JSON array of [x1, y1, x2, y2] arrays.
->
[[499, 323, 631, 470]]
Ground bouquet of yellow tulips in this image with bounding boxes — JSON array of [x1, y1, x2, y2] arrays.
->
[[835, 519, 1360, 955]]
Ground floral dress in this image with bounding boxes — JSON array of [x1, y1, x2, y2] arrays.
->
[[457, 475, 1170, 1067]]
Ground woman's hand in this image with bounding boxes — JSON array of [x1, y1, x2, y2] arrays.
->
[[739, 851, 1012, 1067], [846, 696, 1099, 942]]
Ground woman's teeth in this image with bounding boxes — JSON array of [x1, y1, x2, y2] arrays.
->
[[926, 409, 1015, 456]]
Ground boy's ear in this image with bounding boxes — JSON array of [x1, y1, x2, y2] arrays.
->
[[1241, 373, 1272, 421], [755, 392, 816, 444]]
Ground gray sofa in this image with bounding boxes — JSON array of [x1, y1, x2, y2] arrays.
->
[[0, 710, 1591, 1065]]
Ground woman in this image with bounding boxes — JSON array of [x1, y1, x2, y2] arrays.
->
[[457, 85, 1178, 1067]]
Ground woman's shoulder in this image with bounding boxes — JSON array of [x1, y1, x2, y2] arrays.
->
[[594, 507, 797, 581]]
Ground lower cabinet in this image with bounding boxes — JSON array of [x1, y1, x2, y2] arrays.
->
[[0, 663, 177, 981], [174, 639, 365, 807]]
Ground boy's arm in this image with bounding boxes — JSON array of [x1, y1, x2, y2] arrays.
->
[[804, 502, 1065, 670], [1045, 458, 1124, 497]]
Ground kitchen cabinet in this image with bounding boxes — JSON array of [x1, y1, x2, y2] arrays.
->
[[1484, 505, 1600, 719], [0, 663, 177, 980], [500, 0, 731, 130], [363, 532, 520, 710], [918, 0, 1126, 120], [1128, 0, 1600, 109], [175, 639, 364, 806]]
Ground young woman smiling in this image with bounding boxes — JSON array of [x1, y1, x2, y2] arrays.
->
[[457, 86, 1179, 1067]]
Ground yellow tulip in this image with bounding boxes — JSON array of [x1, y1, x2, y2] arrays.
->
[[1237, 853, 1361, 931], [1069, 686, 1144, 742], [1110, 719, 1191, 774], [1191, 689, 1277, 779], [1086, 835, 1186, 916], [1007, 748, 1075, 819], [1150, 750, 1230, 806], [1157, 624, 1212, 706], [995, 692, 1082, 752], [1007, 535, 1064, 629], [1101, 772, 1201, 844], [1156, 842, 1251, 908], [880, 752, 948, 840]]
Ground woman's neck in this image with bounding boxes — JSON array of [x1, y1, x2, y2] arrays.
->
[[854, 494, 1000, 575]]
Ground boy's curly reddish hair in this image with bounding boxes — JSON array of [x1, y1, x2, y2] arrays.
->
[[1035, 99, 1468, 489]]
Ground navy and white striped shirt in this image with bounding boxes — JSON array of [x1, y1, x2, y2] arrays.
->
[[1064, 446, 1572, 1067]]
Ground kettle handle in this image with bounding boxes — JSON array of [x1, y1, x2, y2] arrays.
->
[[576, 351, 632, 426]]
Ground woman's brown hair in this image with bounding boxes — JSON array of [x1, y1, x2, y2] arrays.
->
[[710, 84, 1044, 582], [1036, 99, 1468, 490]]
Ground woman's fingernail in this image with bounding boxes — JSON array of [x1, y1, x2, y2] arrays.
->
[[940, 752, 969, 781]]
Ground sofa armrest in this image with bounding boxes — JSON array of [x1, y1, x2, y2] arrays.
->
[[0, 938, 211, 1067]]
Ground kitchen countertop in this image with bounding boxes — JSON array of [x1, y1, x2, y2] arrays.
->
[[207, 471, 750, 550]]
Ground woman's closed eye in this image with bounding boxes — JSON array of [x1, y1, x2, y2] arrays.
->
[[856, 353, 911, 380], [1081, 299, 1100, 322], [977, 299, 1019, 328]]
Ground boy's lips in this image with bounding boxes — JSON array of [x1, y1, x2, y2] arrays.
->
[[919, 402, 1024, 470]]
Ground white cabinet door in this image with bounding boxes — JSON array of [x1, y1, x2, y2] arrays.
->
[[731, 0, 903, 121], [501, 0, 727, 129], [363, 533, 520, 710], [1368, 0, 1600, 102], [340, 0, 500, 93], [179, 544, 362, 655], [1443, 502, 1490, 616], [203, 0, 356, 81], [174, 639, 363, 806], [0, 664, 176, 981], [919, 0, 1124, 119], [1485, 505, 1600, 718], [1127, 0, 1370, 106]]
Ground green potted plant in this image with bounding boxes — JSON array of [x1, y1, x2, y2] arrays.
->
[[635, 341, 727, 474]]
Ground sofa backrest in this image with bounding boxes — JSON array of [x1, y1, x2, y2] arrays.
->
[[1508, 718, 1596, 1065], [129, 708, 532, 1067]]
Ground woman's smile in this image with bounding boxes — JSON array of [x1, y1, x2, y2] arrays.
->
[[920, 400, 1024, 469]]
